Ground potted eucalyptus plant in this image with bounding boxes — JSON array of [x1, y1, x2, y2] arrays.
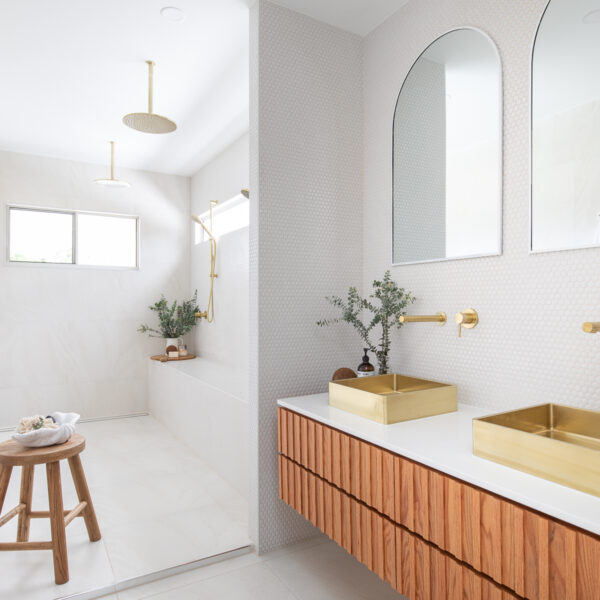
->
[[317, 271, 415, 375], [138, 291, 200, 354]]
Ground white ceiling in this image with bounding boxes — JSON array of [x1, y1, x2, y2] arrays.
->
[[0, 0, 249, 176], [0, 0, 410, 177], [268, 0, 410, 36]]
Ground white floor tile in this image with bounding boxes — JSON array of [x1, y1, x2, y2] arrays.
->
[[114, 538, 405, 600], [135, 563, 297, 600], [263, 539, 402, 600], [116, 553, 262, 600], [0, 532, 113, 600], [0, 416, 249, 599]]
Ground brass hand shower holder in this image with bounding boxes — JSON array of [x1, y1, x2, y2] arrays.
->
[[192, 200, 218, 323]]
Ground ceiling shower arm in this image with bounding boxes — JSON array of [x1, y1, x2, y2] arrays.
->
[[110, 141, 115, 180], [146, 60, 154, 114]]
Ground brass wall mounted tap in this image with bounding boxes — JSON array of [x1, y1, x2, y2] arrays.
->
[[455, 308, 478, 337], [399, 313, 446, 325], [582, 322, 600, 333]]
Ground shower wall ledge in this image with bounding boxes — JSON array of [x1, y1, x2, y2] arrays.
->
[[148, 359, 248, 498]]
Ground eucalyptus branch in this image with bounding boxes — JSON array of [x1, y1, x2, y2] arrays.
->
[[317, 271, 415, 374], [138, 291, 200, 338]]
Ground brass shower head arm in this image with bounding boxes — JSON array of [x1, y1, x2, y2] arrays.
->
[[109, 141, 115, 180], [146, 60, 154, 114]]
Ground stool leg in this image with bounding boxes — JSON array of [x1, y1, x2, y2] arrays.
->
[[17, 465, 34, 542], [47, 461, 68, 585], [68, 454, 101, 542], [0, 465, 13, 515]]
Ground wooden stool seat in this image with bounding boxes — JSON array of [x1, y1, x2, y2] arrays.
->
[[0, 433, 100, 585], [0, 433, 86, 466]]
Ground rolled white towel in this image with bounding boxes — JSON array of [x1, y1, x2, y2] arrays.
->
[[12, 412, 80, 448]]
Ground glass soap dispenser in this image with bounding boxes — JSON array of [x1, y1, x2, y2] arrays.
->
[[357, 348, 375, 377]]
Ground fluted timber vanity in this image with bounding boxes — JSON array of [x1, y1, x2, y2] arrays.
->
[[277, 394, 600, 599]]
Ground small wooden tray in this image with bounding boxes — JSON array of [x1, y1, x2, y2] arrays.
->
[[150, 354, 197, 363]]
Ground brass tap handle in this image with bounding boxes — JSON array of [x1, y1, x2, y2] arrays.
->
[[583, 322, 600, 333], [455, 308, 478, 337], [399, 312, 446, 325]]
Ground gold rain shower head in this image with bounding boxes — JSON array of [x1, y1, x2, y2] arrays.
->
[[122, 60, 177, 134], [241, 188, 249, 199], [94, 141, 130, 188]]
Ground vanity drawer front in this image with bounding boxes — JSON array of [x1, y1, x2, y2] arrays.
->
[[278, 408, 600, 599], [278, 455, 515, 600], [278, 408, 396, 519], [394, 456, 600, 599]]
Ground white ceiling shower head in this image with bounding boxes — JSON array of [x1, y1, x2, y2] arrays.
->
[[94, 141, 130, 188], [123, 60, 177, 134]]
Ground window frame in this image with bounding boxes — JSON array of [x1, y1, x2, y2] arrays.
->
[[6, 204, 140, 270]]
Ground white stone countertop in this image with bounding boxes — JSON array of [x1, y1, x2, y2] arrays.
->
[[277, 393, 600, 536]]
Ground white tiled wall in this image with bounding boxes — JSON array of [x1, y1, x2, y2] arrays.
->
[[250, 0, 600, 558], [146, 134, 251, 498], [148, 359, 249, 497], [190, 132, 249, 403], [250, 1, 364, 552], [0, 150, 190, 425], [363, 0, 600, 412]]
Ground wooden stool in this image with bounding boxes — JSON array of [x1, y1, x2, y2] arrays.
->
[[0, 434, 101, 584]]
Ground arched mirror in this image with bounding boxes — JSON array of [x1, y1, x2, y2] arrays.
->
[[392, 28, 502, 265], [531, 0, 600, 252]]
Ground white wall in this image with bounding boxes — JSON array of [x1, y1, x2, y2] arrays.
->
[[0, 150, 190, 427], [250, 1, 364, 552], [147, 132, 250, 498], [148, 360, 248, 497], [364, 0, 600, 414], [190, 132, 249, 402]]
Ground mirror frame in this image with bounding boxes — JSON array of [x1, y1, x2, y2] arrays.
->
[[391, 27, 504, 267], [528, 0, 600, 255]]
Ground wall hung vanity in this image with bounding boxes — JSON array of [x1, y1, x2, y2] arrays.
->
[[531, 0, 600, 253], [392, 28, 502, 265], [278, 397, 600, 599]]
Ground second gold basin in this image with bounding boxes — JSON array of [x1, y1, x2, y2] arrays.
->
[[328, 374, 457, 424], [473, 403, 600, 497]]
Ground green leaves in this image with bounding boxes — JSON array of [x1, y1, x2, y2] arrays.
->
[[317, 271, 415, 374], [138, 290, 201, 338]]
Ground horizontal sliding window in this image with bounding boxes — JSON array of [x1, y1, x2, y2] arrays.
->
[[8, 206, 138, 268]]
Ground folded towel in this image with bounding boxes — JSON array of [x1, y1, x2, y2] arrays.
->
[[12, 412, 80, 447]]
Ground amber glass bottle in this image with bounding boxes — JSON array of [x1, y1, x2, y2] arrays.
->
[[357, 348, 375, 377]]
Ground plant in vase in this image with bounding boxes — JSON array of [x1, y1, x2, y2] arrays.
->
[[317, 271, 415, 375], [138, 291, 200, 354]]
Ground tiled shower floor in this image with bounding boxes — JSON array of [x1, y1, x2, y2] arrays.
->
[[0, 415, 250, 600]]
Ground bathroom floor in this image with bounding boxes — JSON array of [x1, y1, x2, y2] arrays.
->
[[96, 535, 404, 600], [0, 415, 250, 600]]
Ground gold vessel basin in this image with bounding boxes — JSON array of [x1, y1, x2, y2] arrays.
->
[[473, 404, 600, 497], [328, 374, 457, 425]]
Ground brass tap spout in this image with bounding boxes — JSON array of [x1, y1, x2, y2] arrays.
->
[[399, 312, 446, 325]]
